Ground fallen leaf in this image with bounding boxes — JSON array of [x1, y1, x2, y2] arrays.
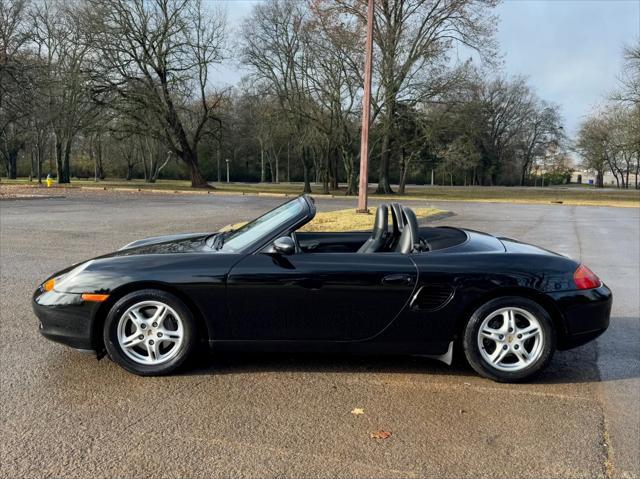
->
[[370, 430, 392, 440], [351, 408, 365, 416]]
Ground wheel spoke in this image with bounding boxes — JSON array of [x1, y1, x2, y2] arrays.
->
[[121, 333, 144, 349], [129, 309, 146, 328], [480, 328, 501, 341], [502, 310, 515, 333], [519, 325, 540, 338], [150, 305, 169, 327], [146, 340, 161, 361], [158, 334, 180, 344], [514, 346, 530, 364], [490, 346, 509, 365]]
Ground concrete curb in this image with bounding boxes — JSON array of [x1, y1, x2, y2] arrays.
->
[[3, 183, 637, 207], [0, 195, 65, 201]]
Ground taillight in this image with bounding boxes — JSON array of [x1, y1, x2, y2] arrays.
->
[[573, 264, 602, 290]]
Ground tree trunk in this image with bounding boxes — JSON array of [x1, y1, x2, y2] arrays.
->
[[36, 145, 42, 183], [5, 150, 18, 179], [287, 140, 291, 183], [520, 164, 528, 186], [141, 148, 148, 181], [96, 135, 105, 180], [376, 120, 394, 194], [90, 138, 97, 182], [625, 168, 629, 189], [260, 145, 266, 182], [376, 91, 395, 194], [62, 138, 72, 183], [611, 168, 620, 188], [267, 157, 275, 183], [55, 139, 71, 184], [330, 147, 338, 190], [217, 144, 221, 183], [322, 149, 330, 194], [302, 147, 312, 193], [398, 148, 407, 195], [55, 140, 63, 182], [186, 153, 207, 187], [342, 147, 357, 196]]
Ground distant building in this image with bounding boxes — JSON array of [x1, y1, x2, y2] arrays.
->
[[571, 169, 638, 187]]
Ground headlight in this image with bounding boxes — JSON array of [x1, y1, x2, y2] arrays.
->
[[44, 261, 93, 292]]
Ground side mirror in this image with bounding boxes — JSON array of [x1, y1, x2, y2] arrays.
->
[[272, 236, 295, 255]]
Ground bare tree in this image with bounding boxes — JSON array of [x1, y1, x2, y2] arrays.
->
[[0, 0, 34, 178], [517, 101, 562, 185], [612, 40, 640, 106], [88, 0, 226, 187], [242, 0, 315, 193], [305, 1, 364, 195], [336, 0, 498, 193], [29, 0, 94, 183]]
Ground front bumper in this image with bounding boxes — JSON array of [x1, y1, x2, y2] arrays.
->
[[549, 284, 613, 350], [32, 288, 100, 351]]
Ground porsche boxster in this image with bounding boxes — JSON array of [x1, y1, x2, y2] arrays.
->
[[33, 195, 611, 382]]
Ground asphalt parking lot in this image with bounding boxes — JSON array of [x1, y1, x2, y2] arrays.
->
[[1, 191, 638, 479]]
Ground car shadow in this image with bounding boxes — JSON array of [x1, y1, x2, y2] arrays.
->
[[183, 350, 478, 380], [177, 327, 638, 385]]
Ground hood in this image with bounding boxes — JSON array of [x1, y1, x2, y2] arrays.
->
[[120, 232, 213, 250], [112, 233, 213, 256]]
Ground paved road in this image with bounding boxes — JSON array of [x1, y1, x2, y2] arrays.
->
[[1, 191, 638, 478]]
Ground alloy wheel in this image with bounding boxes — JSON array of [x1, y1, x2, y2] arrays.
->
[[116, 300, 184, 365], [477, 307, 544, 372]]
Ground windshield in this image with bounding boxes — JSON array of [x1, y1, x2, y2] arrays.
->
[[217, 198, 306, 252]]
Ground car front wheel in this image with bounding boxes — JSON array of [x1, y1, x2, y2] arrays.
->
[[103, 289, 196, 376], [463, 296, 556, 382]]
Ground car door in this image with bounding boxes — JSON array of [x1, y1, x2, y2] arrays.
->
[[225, 251, 418, 341]]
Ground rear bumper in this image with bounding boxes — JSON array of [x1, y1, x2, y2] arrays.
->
[[549, 284, 612, 350], [32, 288, 99, 351]]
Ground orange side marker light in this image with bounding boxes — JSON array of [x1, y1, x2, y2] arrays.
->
[[81, 293, 110, 302]]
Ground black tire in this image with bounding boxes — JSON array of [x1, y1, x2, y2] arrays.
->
[[103, 289, 197, 376], [462, 296, 556, 382]]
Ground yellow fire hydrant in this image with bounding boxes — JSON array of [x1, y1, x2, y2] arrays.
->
[[45, 174, 53, 188]]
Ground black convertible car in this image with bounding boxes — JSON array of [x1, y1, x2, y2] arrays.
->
[[33, 195, 611, 382]]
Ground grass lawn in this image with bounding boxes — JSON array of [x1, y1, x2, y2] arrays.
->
[[2, 177, 638, 207], [220, 206, 446, 233]]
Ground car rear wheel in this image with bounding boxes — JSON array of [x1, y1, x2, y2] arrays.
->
[[103, 289, 196, 376], [463, 296, 556, 382]]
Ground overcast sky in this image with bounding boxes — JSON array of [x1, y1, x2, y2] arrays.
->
[[214, 0, 640, 138]]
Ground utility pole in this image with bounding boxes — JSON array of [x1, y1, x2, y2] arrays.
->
[[356, 0, 375, 213], [225, 159, 230, 183]]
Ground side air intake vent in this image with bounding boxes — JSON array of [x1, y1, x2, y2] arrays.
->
[[411, 284, 454, 311]]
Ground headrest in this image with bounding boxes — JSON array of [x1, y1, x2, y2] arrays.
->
[[372, 205, 388, 239]]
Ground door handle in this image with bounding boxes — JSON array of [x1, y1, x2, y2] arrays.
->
[[382, 274, 414, 286]]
